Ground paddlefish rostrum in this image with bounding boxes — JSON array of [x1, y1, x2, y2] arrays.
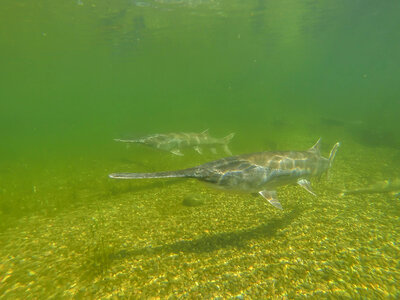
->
[[109, 139, 340, 209], [114, 130, 235, 156], [340, 178, 400, 198]]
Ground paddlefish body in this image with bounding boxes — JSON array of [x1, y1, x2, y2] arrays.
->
[[109, 139, 340, 209], [114, 130, 234, 156]]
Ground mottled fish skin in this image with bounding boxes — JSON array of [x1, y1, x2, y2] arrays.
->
[[340, 178, 400, 196], [110, 139, 340, 209], [114, 131, 234, 155], [191, 150, 330, 192]]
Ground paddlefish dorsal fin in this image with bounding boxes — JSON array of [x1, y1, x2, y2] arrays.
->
[[308, 138, 322, 154]]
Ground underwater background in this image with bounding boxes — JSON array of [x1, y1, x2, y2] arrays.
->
[[1, 0, 399, 298]]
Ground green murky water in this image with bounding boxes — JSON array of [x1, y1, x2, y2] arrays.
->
[[1, 0, 400, 298]]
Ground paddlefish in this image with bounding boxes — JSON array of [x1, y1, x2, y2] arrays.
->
[[340, 178, 400, 198], [114, 130, 235, 156], [109, 139, 340, 209]]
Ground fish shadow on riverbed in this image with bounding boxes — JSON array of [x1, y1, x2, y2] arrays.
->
[[110, 207, 301, 262]]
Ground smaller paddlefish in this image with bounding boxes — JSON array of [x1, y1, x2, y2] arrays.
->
[[114, 130, 235, 156], [340, 178, 400, 198], [109, 139, 340, 209]]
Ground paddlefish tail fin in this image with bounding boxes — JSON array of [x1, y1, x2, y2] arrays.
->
[[325, 142, 340, 180], [109, 168, 198, 179], [328, 142, 340, 168], [222, 133, 235, 155], [223, 133, 235, 144]]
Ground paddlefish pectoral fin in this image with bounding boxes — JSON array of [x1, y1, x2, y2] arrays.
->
[[170, 149, 184, 156], [193, 146, 203, 154], [259, 190, 283, 210], [297, 179, 316, 196]]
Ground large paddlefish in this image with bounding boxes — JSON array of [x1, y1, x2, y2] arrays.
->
[[109, 139, 340, 209]]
